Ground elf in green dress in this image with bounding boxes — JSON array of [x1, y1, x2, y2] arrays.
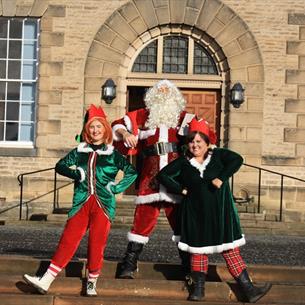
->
[[157, 117, 271, 303], [23, 104, 137, 297]]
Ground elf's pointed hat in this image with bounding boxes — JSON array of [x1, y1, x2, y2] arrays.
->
[[188, 117, 217, 144], [75, 104, 107, 142], [84, 104, 107, 123]]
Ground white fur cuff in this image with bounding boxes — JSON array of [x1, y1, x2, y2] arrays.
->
[[106, 181, 116, 194], [172, 235, 181, 243], [112, 124, 127, 141], [127, 232, 149, 244], [123, 115, 133, 133], [77, 167, 86, 182]]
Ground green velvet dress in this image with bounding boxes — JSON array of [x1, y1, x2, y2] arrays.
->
[[157, 148, 245, 254]]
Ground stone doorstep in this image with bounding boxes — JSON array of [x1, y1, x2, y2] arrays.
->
[[3, 217, 305, 236], [0, 294, 53, 305], [1, 275, 305, 303], [2, 294, 300, 305], [1, 256, 305, 284]]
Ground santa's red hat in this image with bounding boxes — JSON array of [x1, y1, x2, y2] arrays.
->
[[188, 117, 217, 144]]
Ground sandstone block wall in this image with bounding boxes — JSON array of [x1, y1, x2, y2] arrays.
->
[[0, 0, 304, 217]]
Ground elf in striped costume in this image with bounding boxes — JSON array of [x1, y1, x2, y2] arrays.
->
[[23, 104, 137, 296]]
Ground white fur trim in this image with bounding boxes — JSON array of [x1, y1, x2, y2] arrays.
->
[[106, 181, 116, 194], [159, 154, 168, 171], [138, 129, 156, 140], [178, 113, 195, 136], [189, 155, 211, 178], [158, 124, 168, 142], [77, 142, 93, 153], [127, 232, 149, 244], [123, 115, 133, 133], [77, 167, 86, 182], [96, 144, 114, 155], [172, 235, 180, 243], [112, 124, 127, 141], [134, 191, 182, 204], [178, 235, 246, 254], [77, 143, 114, 155]]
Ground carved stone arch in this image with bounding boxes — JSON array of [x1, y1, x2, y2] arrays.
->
[[85, 0, 264, 145]]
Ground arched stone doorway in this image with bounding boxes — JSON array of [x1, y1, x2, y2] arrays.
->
[[123, 26, 225, 144], [84, 0, 264, 148]]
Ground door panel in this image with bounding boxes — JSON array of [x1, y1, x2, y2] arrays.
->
[[181, 90, 220, 142]]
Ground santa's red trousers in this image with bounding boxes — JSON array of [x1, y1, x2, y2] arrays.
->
[[130, 202, 178, 236], [51, 195, 111, 276]]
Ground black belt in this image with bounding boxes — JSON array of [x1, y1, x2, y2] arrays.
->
[[143, 142, 178, 156]]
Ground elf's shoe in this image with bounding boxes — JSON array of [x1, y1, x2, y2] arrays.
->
[[86, 278, 98, 297], [23, 271, 55, 294]]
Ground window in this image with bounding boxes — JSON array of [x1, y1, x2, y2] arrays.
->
[[0, 18, 39, 146], [132, 40, 157, 73], [131, 35, 218, 76], [163, 36, 188, 73], [193, 43, 217, 75]]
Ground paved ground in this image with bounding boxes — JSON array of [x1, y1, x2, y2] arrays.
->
[[1, 222, 305, 267]]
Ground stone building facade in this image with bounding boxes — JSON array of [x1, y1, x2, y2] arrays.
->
[[0, 0, 305, 220]]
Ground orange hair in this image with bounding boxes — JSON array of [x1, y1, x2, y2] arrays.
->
[[82, 117, 113, 144]]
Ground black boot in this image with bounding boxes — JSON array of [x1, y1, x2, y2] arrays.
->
[[117, 241, 143, 279], [187, 271, 205, 301], [178, 249, 190, 278], [236, 269, 272, 303]]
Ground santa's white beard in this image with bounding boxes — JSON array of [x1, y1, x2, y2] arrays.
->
[[144, 81, 186, 129], [146, 100, 181, 129]]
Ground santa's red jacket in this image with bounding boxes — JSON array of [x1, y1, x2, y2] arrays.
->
[[112, 108, 186, 205]]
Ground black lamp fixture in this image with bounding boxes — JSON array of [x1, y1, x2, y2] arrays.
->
[[101, 78, 116, 104], [230, 82, 245, 108]]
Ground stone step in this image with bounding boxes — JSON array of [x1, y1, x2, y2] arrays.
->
[[1, 293, 301, 305], [1, 256, 305, 284], [47, 213, 172, 227], [46, 213, 305, 235], [1, 274, 305, 303], [47, 214, 67, 222], [0, 293, 53, 305]]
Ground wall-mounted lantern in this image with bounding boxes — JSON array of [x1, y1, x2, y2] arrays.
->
[[230, 82, 245, 108], [101, 78, 116, 104]]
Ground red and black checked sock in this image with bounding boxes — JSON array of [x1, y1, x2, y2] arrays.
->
[[222, 247, 246, 278], [190, 254, 208, 273]]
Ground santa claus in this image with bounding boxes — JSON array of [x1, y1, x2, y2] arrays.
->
[[112, 79, 188, 278]]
